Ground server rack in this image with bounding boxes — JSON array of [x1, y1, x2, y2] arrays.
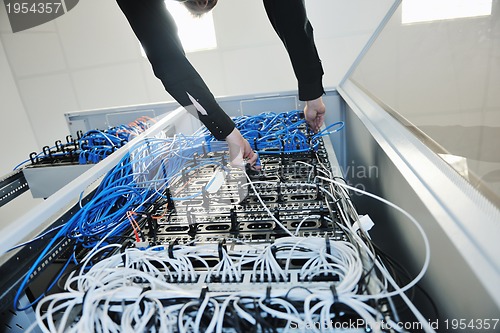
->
[[1, 0, 500, 331]]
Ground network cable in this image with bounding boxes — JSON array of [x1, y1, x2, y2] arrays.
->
[[13, 117, 153, 170], [194, 110, 344, 154], [10, 110, 435, 333]]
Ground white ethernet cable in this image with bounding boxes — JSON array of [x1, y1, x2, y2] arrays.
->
[[243, 157, 433, 332], [29, 238, 409, 333], [316, 176, 434, 333], [28, 153, 433, 333]]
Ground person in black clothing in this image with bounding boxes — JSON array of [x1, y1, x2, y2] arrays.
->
[[116, 0, 326, 168]]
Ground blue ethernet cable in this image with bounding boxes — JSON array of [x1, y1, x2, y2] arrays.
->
[[12, 111, 345, 311]]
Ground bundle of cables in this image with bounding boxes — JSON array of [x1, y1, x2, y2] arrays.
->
[[10, 109, 438, 332], [13, 116, 153, 169], [194, 110, 344, 154], [12, 111, 346, 312], [26, 238, 387, 333], [12, 134, 233, 310], [78, 116, 153, 164]]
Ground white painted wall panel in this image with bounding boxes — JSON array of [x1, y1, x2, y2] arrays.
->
[[2, 32, 66, 77], [18, 73, 79, 145], [72, 62, 149, 110], [0, 40, 38, 174], [56, 0, 141, 69]]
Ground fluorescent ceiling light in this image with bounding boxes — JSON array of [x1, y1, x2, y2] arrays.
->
[[164, 0, 217, 53], [141, 0, 217, 56], [402, 0, 492, 24]]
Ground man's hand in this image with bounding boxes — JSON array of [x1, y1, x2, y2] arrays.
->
[[304, 97, 326, 133], [225, 128, 260, 170]]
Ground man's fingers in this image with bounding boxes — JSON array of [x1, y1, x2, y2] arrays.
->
[[245, 150, 261, 170], [306, 115, 321, 133], [316, 116, 323, 132]]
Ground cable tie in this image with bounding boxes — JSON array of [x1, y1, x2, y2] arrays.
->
[[330, 284, 338, 303], [42, 146, 52, 158], [187, 216, 197, 237], [168, 239, 178, 259], [230, 207, 238, 232], [325, 234, 332, 256], [29, 152, 38, 164], [315, 183, 323, 200], [199, 286, 209, 301], [218, 239, 227, 261], [276, 181, 284, 202], [120, 240, 132, 266], [165, 188, 174, 210], [270, 245, 277, 260], [55, 140, 63, 152], [265, 285, 272, 302]]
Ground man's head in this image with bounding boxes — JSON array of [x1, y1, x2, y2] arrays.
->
[[180, 0, 218, 16]]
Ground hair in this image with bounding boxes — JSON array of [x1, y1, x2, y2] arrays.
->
[[181, 0, 218, 17]]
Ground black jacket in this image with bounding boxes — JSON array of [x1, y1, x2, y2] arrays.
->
[[117, 0, 324, 140]]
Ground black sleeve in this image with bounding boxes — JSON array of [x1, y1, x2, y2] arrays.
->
[[263, 0, 325, 101], [116, 0, 235, 140]]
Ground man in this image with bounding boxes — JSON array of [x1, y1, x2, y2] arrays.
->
[[117, 0, 326, 168]]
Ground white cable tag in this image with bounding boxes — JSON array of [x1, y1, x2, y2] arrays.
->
[[206, 168, 226, 193], [353, 215, 375, 238]]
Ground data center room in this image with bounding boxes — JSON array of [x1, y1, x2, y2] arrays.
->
[[1, 0, 500, 332]]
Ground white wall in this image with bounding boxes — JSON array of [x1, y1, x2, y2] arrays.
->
[[0, 0, 394, 163], [0, 38, 38, 174]]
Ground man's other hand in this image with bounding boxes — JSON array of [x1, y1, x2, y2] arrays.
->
[[304, 97, 326, 133]]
